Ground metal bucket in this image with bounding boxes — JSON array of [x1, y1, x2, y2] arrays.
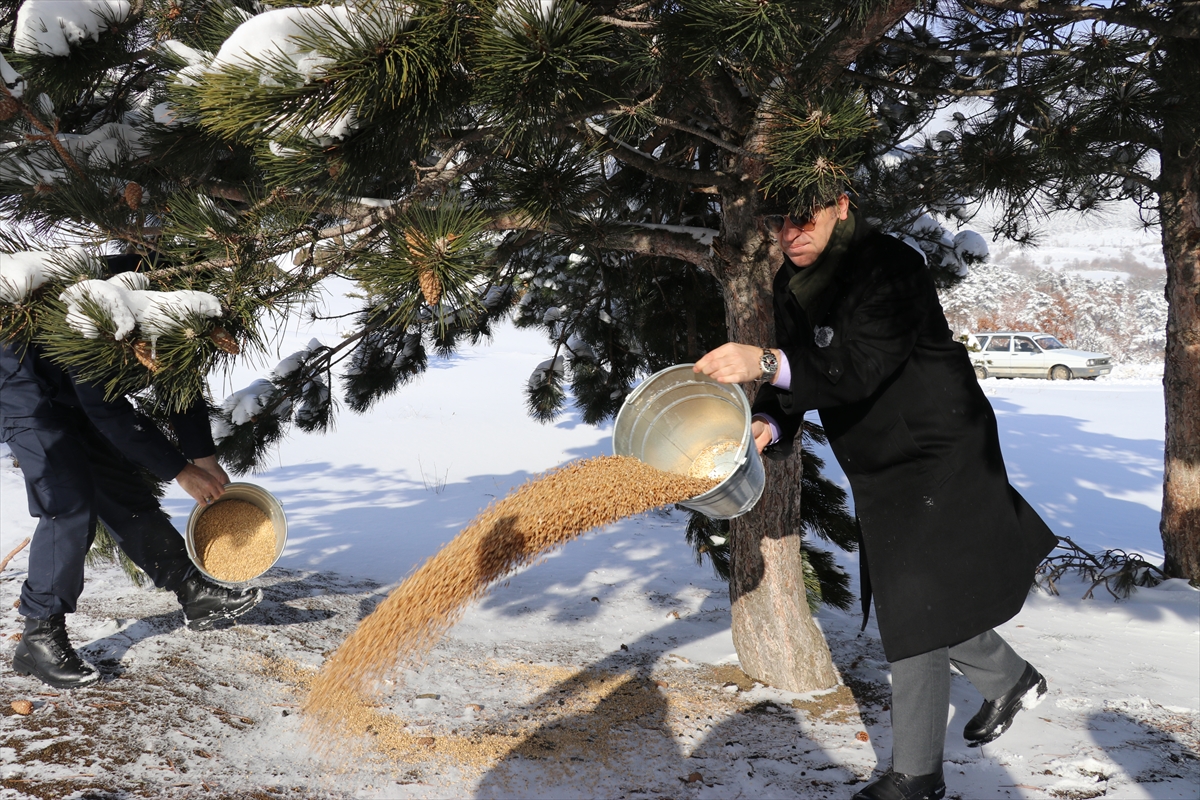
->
[[613, 364, 765, 519], [185, 482, 287, 585]]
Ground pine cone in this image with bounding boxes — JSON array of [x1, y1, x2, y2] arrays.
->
[[123, 182, 143, 209], [418, 267, 443, 306], [0, 96, 18, 122], [133, 341, 160, 372], [210, 326, 240, 354]]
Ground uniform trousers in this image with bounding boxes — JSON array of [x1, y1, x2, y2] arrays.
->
[[6, 408, 196, 619], [890, 628, 1028, 775]]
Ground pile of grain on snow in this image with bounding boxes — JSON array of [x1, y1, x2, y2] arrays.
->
[[193, 499, 276, 582], [303, 455, 716, 730]]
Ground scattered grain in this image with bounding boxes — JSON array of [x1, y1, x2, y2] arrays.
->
[[193, 499, 276, 582], [304, 455, 716, 735]]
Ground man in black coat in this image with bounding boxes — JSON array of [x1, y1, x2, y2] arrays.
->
[[695, 193, 1058, 800], [1, 333, 263, 690]]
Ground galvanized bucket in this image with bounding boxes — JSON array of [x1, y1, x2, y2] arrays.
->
[[185, 482, 287, 585], [613, 364, 765, 519]]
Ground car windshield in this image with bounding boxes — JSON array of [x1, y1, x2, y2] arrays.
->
[[1034, 335, 1066, 350]]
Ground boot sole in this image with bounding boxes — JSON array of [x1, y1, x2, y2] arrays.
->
[[185, 589, 264, 631], [13, 650, 100, 690], [965, 676, 1048, 747]]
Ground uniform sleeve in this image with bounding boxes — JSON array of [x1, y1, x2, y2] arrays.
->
[[69, 373, 188, 481], [169, 396, 216, 460], [776, 260, 930, 412]]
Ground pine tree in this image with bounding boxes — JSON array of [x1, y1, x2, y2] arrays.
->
[[0, 0, 1012, 692]]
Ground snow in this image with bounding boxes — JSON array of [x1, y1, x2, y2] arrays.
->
[[59, 275, 222, 340], [13, 0, 131, 56], [271, 339, 324, 381], [0, 53, 24, 99], [627, 222, 719, 247], [0, 248, 88, 303], [2, 287, 1196, 797], [220, 378, 280, 428]]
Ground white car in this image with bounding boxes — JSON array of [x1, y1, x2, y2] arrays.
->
[[965, 331, 1113, 380]]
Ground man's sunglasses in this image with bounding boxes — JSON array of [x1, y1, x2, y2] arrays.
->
[[762, 212, 819, 237]]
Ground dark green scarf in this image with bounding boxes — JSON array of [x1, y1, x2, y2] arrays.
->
[[786, 211, 856, 323]]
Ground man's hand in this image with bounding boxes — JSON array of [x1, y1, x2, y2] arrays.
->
[[176, 462, 227, 506], [191, 455, 230, 487], [694, 343, 771, 384], [751, 419, 772, 454]]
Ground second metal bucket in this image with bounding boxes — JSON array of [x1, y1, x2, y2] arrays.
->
[[185, 482, 288, 585], [613, 364, 765, 519]]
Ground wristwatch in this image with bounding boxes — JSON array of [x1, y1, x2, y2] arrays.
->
[[759, 348, 779, 382]]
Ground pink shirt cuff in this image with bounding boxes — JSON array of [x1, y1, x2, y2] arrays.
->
[[771, 351, 792, 391]]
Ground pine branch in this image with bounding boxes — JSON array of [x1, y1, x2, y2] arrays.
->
[[648, 113, 763, 160], [878, 35, 1072, 60], [814, 0, 921, 86], [970, 0, 1200, 39], [596, 15, 656, 30], [573, 122, 741, 190], [849, 68, 1023, 98], [145, 154, 489, 281], [599, 224, 717, 270], [0, 85, 85, 179]]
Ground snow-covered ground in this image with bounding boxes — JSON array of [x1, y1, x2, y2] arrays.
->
[[2, 292, 1196, 798]]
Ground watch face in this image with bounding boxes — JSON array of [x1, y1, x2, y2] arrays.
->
[[761, 350, 778, 375]]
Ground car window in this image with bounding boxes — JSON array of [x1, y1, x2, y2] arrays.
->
[[974, 335, 990, 351], [1034, 335, 1066, 350], [1014, 337, 1038, 353], [985, 336, 1010, 352]]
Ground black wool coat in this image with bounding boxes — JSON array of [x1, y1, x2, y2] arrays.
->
[[753, 227, 1057, 662]]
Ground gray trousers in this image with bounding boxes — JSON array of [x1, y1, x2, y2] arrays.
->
[[890, 629, 1028, 775]]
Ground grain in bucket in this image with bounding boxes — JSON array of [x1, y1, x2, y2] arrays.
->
[[185, 482, 287, 584]]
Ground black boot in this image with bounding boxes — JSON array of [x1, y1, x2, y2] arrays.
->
[[852, 770, 946, 800], [12, 615, 101, 690], [964, 662, 1047, 746], [175, 573, 263, 631]]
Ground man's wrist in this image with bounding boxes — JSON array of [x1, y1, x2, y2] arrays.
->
[[758, 348, 779, 382]]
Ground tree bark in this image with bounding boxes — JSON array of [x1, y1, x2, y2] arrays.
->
[[1158, 36, 1200, 581], [717, 203, 840, 693]]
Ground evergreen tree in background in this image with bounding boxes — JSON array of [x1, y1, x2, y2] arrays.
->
[[0, 0, 1058, 693]]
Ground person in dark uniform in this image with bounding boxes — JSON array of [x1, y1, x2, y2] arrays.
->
[[695, 192, 1058, 800], [2, 293, 263, 690]]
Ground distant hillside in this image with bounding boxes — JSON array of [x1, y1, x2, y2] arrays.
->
[[939, 263, 1167, 363]]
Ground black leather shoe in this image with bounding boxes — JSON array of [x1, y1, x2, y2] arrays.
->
[[12, 615, 100, 689], [964, 662, 1047, 746], [175, 573, 263, 631], [852, 770, 946, 800]]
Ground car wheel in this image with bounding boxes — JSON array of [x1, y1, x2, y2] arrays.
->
[[1050, 365, 1072, 381], [974, 364, 988, 380]]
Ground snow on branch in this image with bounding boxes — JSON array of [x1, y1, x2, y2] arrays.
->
[[0, 53, 26, 99], [59, 273, 222, 340], [0, 249, 92, 303], [14, 0, 132, 56]]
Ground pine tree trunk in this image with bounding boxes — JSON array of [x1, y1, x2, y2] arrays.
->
[[1158, 39, 1200, 580], [717, 233, 840, 693]]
